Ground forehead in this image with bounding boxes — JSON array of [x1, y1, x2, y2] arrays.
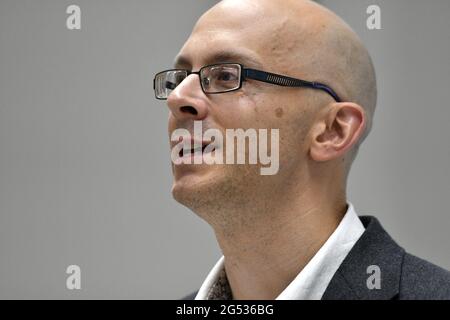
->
[[174, 27, 266, 70], [174, 46, 263, 70], [174, 4, 291, 70]]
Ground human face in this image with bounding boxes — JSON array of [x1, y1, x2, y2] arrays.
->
[[165, 2, 319, 216]]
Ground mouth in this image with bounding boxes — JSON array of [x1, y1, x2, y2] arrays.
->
[[179, 141, 216, 158]]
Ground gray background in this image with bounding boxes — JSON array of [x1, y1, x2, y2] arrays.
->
[[0, 0, 449, 299]]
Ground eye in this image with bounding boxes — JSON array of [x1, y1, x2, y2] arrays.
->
[[165, 81, 177, 90], [217, 71, 237, 82], [202, 77, 211, 87], [175, 73, 186, 85]]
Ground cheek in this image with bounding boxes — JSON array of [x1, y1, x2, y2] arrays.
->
[[211, 92, 261, 129], [250, 94, 313, 162], [239, 94, 303, 158], [232, 90, 281, 129], [247, 93, 291, 129], [214, 91, 312, 150]]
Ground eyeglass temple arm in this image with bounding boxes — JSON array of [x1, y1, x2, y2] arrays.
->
[[243, 68, 341, 102]]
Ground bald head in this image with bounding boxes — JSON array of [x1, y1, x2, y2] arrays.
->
[[195, 0, 377, 161]]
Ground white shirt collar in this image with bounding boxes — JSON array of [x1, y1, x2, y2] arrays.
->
[[195, 201, 365, 300]]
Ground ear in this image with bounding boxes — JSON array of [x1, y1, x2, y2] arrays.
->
[[309, 103, 366, 162]]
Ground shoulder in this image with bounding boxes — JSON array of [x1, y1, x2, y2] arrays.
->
[[324, 215, 450, 300], [399, 253, 450, 300]]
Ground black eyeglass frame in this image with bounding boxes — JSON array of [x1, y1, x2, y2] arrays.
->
[[153, 63, 341, 102]]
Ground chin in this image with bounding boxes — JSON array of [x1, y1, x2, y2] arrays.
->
[[171, 164, 227, 210], [171, 162, 262, 218]]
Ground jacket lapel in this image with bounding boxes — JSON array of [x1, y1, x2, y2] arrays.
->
[[322, 216, 405, 300]]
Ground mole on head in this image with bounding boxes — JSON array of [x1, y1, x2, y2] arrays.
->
[[275, 107, 284, 118]]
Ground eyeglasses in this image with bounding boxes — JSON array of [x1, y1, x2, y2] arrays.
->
[[153, 63, 341, 102]]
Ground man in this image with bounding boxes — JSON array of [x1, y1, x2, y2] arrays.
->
[[154, 0, 450, 299]]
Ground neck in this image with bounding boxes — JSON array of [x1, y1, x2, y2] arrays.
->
[[211, 179, 347, 300]]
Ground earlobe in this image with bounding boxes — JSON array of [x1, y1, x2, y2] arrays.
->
[[309, 103, 365, 162]]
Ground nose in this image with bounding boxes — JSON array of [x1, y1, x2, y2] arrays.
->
[[167, 74, 209, 121]]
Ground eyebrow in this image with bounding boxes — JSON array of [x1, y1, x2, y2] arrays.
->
[[173, 50, 263, 70]]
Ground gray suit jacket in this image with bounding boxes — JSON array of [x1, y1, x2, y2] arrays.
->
[[182, 216, 450, 300]]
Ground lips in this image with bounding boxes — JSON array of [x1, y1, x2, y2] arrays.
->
[[179, 140, 216, 158]]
